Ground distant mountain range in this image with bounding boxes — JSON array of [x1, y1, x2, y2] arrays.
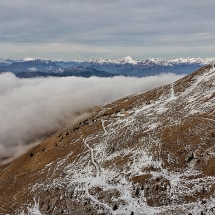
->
[[0, 59, 114, 78], [0, 56, 215, 78]]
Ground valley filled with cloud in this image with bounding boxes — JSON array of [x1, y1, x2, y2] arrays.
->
[[0, 73, 184, 162]]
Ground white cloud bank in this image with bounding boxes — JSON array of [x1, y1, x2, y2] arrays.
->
[[0, 72, 185, 163]]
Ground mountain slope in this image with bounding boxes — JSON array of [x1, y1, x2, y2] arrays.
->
[[14, 67, 115, 78], [1, 64, 215, 214], [60, 67, 115, 77]]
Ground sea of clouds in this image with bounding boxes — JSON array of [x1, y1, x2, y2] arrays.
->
[[0, 72, 185, 163]]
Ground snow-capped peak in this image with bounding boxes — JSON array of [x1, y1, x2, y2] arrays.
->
[[81, 57, 215, 67], [119, 56, 138, 64], [22, 57, 36, 62], [86, 56, 138, 65], [88, 58, 111, 64]]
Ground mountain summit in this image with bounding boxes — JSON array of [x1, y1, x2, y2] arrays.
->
[[119, 56, 137, 64], [1, 64, 215, 214]]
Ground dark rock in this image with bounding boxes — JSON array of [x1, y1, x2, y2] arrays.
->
[[113, 204, 118, 210], [201, 200, 206, 204], [155, 177, 160, 182], [135, 188, 140, 196], [155, 184, 159, 191], [186, 153, 194, 162]]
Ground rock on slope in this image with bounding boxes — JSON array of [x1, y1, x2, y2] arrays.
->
[[1, 64, 215, 214]]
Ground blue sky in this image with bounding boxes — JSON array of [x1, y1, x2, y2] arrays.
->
[[0, 0, 215, 60]]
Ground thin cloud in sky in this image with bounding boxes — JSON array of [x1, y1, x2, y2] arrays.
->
[[0, 0, 215, 59]]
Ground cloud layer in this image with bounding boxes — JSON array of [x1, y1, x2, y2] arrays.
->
[[0, 73, 184, 162], [0, 0, 215, 59]]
